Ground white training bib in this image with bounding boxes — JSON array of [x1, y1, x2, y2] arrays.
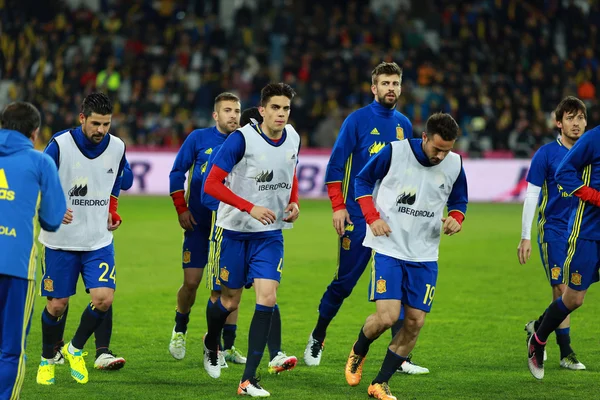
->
[[217, 124, 300, 232], [363, 140, 462, 262], [39, 132, 125, 251]]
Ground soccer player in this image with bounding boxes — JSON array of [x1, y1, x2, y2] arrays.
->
[[518, 96, 587, 370], [0, 102, 66, 400], [168, 92, 246, 366], [203, 83, 300, 397], [304, 61, 426, 374], [344, 112, 467, 400], [527, 124, 600, 380], [36, 92, 127, 385], [202, 106, 298, 378]]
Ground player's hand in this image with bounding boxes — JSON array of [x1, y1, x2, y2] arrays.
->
[[178, 210, 197, 231], [333, 209, 353, 237], [107, 213, 121, 231], [441, 216, 461, 236], [62, 209, 73, 224], [369, 219, 391, 237], [250, 206, 277, 225], [283, 202, 300, 222], [517, 239, 532, 265]]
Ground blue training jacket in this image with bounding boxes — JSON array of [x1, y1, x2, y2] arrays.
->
[[0, 129, 66, 280]]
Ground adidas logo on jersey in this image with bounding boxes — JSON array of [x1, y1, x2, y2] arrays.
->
[[291, 154, 296, 160], [439, 184, 445, 189], [107, 168, 114, 174], [370, 128, 380, 135], [0, 169, 15, 201], [255, 170, 274, 183]]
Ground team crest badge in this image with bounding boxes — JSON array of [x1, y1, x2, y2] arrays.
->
[[396, 127, 404, 140], [215, 277, 221, 285], [571, 272, 582, 286], [376, 279, 387, 294], [220, 267, 229, 282], [43, 278, 54, 292], [183, 251, 191, 264], [342, 237, 351, 250], [551, 266, 561, 281]]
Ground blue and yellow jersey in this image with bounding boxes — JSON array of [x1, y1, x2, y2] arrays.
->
[[169, 127, 228, 229], [556, 126, 600, 240], [0, 129, 66, 280], [526, 138, 578, 243], [325, 101, 412, 220]]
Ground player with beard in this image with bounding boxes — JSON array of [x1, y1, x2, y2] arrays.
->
[[518, 96, 587, 371], [303, 62, 427, 375]]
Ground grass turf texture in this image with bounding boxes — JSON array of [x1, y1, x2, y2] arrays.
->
[[20, 198, 600, 399]]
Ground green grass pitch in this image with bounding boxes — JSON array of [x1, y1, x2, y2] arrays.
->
[[20, 198, 600, 399]]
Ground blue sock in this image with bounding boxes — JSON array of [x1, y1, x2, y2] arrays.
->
[[268, 304, 281, 359], [536, 297, 572, 343], [175, 309, 190, 333], [555, 327, 573, 359], [372, 349, 407, 384], [242, 305, 274, 382], [72, 302, 108, 350], [223, 324, 237, 350]]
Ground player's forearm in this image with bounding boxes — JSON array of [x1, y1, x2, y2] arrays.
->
[[205, 165, 254, 213], [574, 186, 600, 207], [109, 195, 122, 224], [521, 183, 541, 239], [357, 195, 380, 224], [327, 182, 345, 211], [170, 190, 189, 214], [289, 173, 299, 205]]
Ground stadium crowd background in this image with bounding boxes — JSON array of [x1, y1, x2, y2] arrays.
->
[[0, 0, 599, 157]]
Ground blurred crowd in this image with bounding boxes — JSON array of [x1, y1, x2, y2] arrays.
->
[[0, 0, 599, 157]]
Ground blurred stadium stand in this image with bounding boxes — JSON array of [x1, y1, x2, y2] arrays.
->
[[0, 0, 599, 157]]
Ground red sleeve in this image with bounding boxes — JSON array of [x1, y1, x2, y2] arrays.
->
[[205, 165, 254, 213], [574, 186, 600, 207], [448, 210, 465, 225], [357, 196, 380, 225], [109, 195, 122, 224], [170, 190, 189, 215], [327, 182, 346, 212], [289, 172, 299, 205]]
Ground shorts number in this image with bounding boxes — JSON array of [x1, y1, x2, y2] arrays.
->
[[99, 262, 116, 283], [276, 258, 283, 274], [423, 284, 435, 306]]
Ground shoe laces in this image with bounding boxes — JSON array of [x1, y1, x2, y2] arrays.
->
[[249, 375, 263, 389], [207, 349, 218, 366], [380, 382, 393, 395], [348, 353, 363, 373], [310, 338, 323, 358], [565, 353, 580, 364], [405, 353, 413, 364]]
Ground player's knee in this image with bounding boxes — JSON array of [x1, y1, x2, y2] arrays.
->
[[210, 290, 221, 303], [404, 314, 425, 333], [46, 298, 69, 316], [91, 295, 113, 312], [220, 296, 240, 312], [568, 296, 585, 309], [378, 312, 398, 330], [330, 282, 353, 299], [183, 277, 201, 291]]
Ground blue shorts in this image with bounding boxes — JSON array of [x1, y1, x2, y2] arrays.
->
[[41, 243, 116, 298], [182, 226, 211, 269], [564, 238, 600, 291], [538, 241, 567, 285], [217, 234, 284, 290], [368, 252, 438, 313]]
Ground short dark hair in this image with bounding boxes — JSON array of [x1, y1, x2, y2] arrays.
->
[[81, 92, 113, 117], [240, 107, 262, 126], [555, 96, 587, 121], [214, 92, 240, 110], [371, 62, 403, 85], [1, 102, 41, 137], [426, 112, 459, 141], [260, 83, 296, 107]]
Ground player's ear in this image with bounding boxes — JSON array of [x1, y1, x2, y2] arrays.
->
[[212, 111, 218, 122], [556, 120, 563, 130], [258, 106, 265, 118], [422, 131, 427, 141], [371, 84, 377, 96], [30, 127, 39, 144], [79, 113, 85, 125]]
